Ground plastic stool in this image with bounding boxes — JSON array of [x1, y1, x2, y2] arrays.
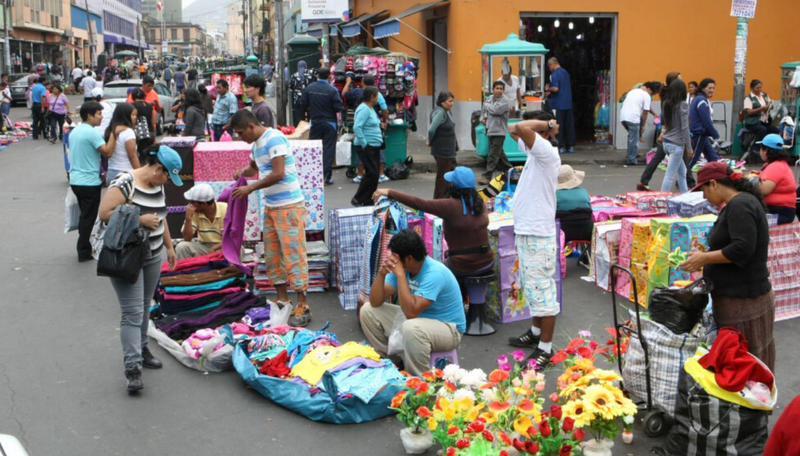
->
[[430, 348, 458, 369], [463, 270, 497, 336]]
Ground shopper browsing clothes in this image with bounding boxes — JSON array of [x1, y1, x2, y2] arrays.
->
[[230, 110, 311, 327], [429, 91, 458, 199], [480, 80, 512, 185], [68, 101, 117, 262], [300, 67, 343, 185], [506, 111, 561, 369], [680, 162, 775, 371], [361, 229, 465, 376], [99, 145, 183, 393], [177, 183, 227, 259]]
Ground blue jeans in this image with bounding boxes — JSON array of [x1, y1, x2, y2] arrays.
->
[[660, 142, 688, 193], [622, 121, 640, 163], [0, 102, 9, 116]]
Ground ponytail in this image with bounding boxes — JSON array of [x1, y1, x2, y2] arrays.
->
[[717, 170, 765, 208]]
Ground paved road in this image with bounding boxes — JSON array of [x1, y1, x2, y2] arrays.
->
[[0, 102, 797, 455]]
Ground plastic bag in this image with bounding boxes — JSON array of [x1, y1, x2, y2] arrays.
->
[[268, 299, 292, 327], [648, 279, 711, 334], [148, 323, 233, 372], [336, 140, 352, 167], [90, 217, 106, 260], [387, 310, 406, 356], [219, 131, 233, 142], [385, 161, 409, 180], [64, 187, 80, 233]]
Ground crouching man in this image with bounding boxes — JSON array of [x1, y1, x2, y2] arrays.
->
[[360, 229, 465, 375], [176, 183, 227, 259]]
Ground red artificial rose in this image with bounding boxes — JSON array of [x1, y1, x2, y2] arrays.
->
[[498, 431, 512, 445], [416, 382, 430, 394], [445, 448, 456, 456], [447, 425, 459, 435], [589, 340, 599, 350], [562, 416, 575, 432], [482, 430, 494, 442], [539, 419, 551, 437], [416, 406, 432, 418], [513, 438, 526, 451], [499, 451, 509, 456], [574, 428, 586, 441], [526, 426, 538, 437], [456, 438, 470, 449], [559, 444, 573, 456], [577, 346, 594, 359], [470, 421, 485, 433], [525, 441, 540, 454], [550, 350, 569, 364], [550, 404, 563, 420]]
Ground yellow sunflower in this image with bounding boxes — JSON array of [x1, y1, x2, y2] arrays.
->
[[479, 411, 497, 424], [589, 369, 622, 384], [562, 398, 594, 428], [582, 384, 617, 420], [559, 374, 591, 397], [609, 384, 638, 416]]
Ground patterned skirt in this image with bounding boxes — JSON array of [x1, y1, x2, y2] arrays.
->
[[712, 290, 775, 372]]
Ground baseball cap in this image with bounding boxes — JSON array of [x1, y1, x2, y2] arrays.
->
[[183, 183, 216, 202], [156, 145, 184, 186], [755, 133, 784, 151], [444, 166, 476, 189], [690, 161, 735, 192]]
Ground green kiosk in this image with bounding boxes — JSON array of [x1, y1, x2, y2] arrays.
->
[[780, 60, 800, 157], [474, 33, 548, 162]]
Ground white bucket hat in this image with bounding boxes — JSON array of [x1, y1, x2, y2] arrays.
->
[[557, 164, 586, 190]]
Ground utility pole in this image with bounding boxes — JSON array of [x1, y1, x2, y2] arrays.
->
[[136, 17, 143, 62], [4, 0, 11, 72], [241, 0, 247, 55], [275, 0, 286, 125], [260, 2, 268, 64], [731, 16, 748, 143], [321, 23, 329, 67], [84, 0, 95, 66]]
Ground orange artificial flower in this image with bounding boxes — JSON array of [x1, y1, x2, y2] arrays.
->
[[406, 377, 422, 389], [416, 406, 433, 418], [416, 382, 430, 394], [391, 391, 407, 408], [444, 381, 457, 392], [489, 401, 511, 413], [422, 372, 435, 382], [516, 398, 536, 415], [488, 369, 510, 383], [550, 350, 569, 364], [434, 368, 444, 378]]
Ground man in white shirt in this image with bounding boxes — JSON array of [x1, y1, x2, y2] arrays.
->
[[496, 58, 522, 116], [71, 66, 84, 92], [619, 81, 662, 165], [506, 110, 562, 369], [80, 71, 97, 101]]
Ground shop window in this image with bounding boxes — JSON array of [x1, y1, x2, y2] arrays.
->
[[171, 29, 177, 40], [184, 29, 189, 42]]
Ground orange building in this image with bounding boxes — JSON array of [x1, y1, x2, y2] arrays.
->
[[350, 0, 800, 149]]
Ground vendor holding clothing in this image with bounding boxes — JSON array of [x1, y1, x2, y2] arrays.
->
[[176, 183, 228, 259], [373, 166, 494, 298], [680, 162, 774, 371], [757, 134, 796, 224]]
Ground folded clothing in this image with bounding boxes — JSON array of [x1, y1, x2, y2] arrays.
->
[[160, 265, 243, 287], [157, 291, 259, 340], [162, 276, 247, 294], [162, 251, 225, 273], [159, 260, 230, 277], [158, 286, 245, 302]]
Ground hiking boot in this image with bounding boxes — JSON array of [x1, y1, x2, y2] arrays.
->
[[508, 329, 540, 348], [288, 303, 312, 327], [125, 367, 143, 394], [526, 347, 553, 371], [142, 346, 163, 369]]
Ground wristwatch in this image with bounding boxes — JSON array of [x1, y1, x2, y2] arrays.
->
[[547, 120, 555, 130]]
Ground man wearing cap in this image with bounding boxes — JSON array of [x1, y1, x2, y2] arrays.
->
[[299, 67, 344, 185], [230, 110, 311, 327], [176, 184, 228, 259]]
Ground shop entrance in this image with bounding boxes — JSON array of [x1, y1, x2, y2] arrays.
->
[[521, 13, 616, 145]]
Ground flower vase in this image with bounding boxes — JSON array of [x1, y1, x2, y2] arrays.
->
[[399, 427, 433, 454], [622, 430, 634, 444], [581, 438, 615, 456]]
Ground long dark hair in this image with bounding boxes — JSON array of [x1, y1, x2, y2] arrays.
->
[[662, 79, 687, 131], [764, 146, 791, 165], [716, 168, 765, 208], [697, 78, 715, 96], [104, 103, 135, 141], [184, 88, 203, 111], [449, 186, 485, 215]]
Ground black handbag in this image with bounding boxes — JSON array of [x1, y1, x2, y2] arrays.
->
[[96, 228, 149, 283], [648, 278, 712, 334]]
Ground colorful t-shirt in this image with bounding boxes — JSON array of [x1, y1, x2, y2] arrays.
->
[[250, 128, 304, 208]]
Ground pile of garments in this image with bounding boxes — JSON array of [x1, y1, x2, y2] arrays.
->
[[231, 326, 404, 423], [251, 240, 330, 295]]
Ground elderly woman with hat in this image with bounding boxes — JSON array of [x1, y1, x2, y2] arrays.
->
[[555, 164, 593, 243], [176, 183, 228, 259], [757, 133, 796, 224], [681, 161, 775, 371], [373, 166, 494, 296]]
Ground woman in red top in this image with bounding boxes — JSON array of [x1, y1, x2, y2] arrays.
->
[[758, 133, 796, 224]]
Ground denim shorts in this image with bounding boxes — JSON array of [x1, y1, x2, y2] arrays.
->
[[516, 234, 560, 316]]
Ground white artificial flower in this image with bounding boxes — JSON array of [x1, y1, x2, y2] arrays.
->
[[442, 364, 466, 383], [453, 388, 476, 402], [460, 368, 487, 388], [481, 387, 498, 403]]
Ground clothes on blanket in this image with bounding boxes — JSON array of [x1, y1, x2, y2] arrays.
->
[[242, 307, 270, 326], [259, 349, 292, 377], [290, 342, 381, 385]]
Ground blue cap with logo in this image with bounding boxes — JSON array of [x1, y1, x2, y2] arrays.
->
[[156, 145, 183, 186], [755, 133, 784, 150]]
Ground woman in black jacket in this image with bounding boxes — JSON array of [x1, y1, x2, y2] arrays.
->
[[428, 91, 457, 199]]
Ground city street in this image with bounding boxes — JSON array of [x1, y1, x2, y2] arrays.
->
[[0, 100, 798, 456]]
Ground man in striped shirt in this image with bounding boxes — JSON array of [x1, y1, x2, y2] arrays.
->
[[232, 110, 311, 326]]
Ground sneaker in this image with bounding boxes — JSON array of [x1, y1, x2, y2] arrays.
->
[[125, 367, 143, 394], [567, 147, 575, 154], [141, 346, 163, 369], [526, 347, 553, 371], [636, 182, 650, 191], [288, 303, 312, 327], [508, 329, 540, 348], [378, 174, 390, 183], [559, 148, 567, 155], [351, 175, 363, 183]]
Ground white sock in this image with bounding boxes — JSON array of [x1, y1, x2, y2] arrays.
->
[[530, 326, 542, 336], [538, 341, 552, 353]]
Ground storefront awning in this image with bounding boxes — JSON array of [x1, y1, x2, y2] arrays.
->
[[340, 10, 388, 38], [372, 0, 447, 39], [307, 23, 340, 38]]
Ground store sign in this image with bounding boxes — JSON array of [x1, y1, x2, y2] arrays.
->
[[161, 40, 168, 52], [730, 0, 757, 18], [301, 0, 348, 23]]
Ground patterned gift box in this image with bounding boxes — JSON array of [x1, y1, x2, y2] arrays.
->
[[767, 222, 800, 321], [624, 191, 673, 213], [615, 217, 657, 299], [667, 214, 716, 283], [666, 192, 718, 218]]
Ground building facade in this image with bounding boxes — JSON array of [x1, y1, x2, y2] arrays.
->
[[225, 2, 243, 56], [144, 21, 209, 57], [352, 0, 800, 149], [69, 0, 105, 68], [102, 0, 147, 56], [142, 0, 182, 23], [8, 0, 71, 72]]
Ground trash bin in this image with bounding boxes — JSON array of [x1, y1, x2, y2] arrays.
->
[[384, 122, 407, 167]]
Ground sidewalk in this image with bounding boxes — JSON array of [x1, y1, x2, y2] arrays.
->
[[405, 135, 626, 173]]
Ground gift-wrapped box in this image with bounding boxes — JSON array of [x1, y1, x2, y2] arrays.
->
[[193, 141, 254, 181], [768, 222, 800, 321], [623, 191, 673, 213], [593, 206, 639, 222], [592, 220, 622, 292], [666, 192, 718, 217]]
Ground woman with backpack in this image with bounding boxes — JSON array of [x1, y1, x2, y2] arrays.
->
[[429, 91, 458, 199], [131, 88, 155, 156], [105, 103, 140, 185]]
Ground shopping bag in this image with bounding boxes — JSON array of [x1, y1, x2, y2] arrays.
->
[[336, 138, 352, 167], [64, 187, 80, 233], [219, 131, 233, 142], [648, 279, 711, 334], [387, 310, 406, 356]]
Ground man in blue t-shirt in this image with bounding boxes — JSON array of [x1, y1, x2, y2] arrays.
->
[[360, 229, 464, 375], [545, 57, 576, 154], [30, 76, 47, 139], [68, 101, 117, 261]]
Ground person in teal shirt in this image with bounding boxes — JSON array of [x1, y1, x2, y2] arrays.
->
[[69, 101, 117, 261], [555, 164, 593, 242], [351, 86, 384, 206], [361, 229, 464, 376]]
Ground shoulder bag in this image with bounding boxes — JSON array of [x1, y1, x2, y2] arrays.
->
[[97, 175, 150, 283]]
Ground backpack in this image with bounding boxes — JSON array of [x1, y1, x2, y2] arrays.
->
[[134, 111, 151, 140], [164, 68, 172, 80]]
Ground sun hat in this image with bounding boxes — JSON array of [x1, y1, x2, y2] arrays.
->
[[183, 183, 216, 202], [155, 145, 184, 186], [755, 133, 784, 151], [557, 164, 586, 190], [690, 161, 741, 192]]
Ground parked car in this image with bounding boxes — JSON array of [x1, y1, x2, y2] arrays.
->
[[100, 79, 177, 135], [8, 73, 31, 106]]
